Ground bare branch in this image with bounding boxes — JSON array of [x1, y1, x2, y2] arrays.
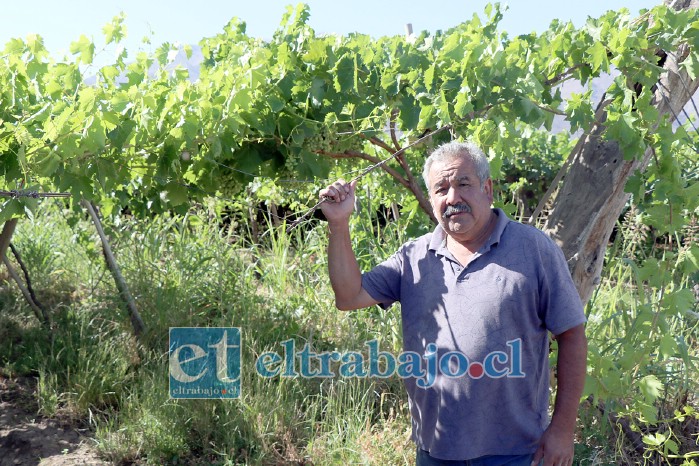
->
[[0, 219, 17, 262], [533, 102, 566, 116], [544, 64, 587, 86], [9, 243, 50, 326], [315, 149, 411, 189], [364, 135, 396, 153], [2, 256, 45, 324], [289, 125, 450, 231]]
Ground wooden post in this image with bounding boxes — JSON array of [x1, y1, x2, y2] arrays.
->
[[81, 200, 146, 337]]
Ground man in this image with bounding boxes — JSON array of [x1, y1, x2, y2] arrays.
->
[[320, 141, 587, 466]]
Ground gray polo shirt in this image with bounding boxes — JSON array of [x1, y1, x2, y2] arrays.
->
[[361, 208, 586, 460]]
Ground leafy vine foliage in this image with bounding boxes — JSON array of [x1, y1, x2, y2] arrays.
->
[[0, 3, 695, 220], [1, 3, 699, 460]]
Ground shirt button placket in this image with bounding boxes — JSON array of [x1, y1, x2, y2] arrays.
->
[[456, 267, 468, 282]]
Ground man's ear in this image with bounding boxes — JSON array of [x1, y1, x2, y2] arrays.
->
[[483, 178, 494, 202]]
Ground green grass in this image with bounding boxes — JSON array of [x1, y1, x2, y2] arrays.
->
[[0, 203, 697, 465]]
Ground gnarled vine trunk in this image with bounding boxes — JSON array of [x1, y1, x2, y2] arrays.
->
[[543, 0, 699, 305]]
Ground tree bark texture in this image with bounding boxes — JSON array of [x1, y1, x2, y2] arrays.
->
[[0, 219, 18, 262], [543, 0, 699, 306]]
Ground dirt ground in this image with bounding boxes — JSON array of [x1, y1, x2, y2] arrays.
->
[[0, 376, 105, 466]]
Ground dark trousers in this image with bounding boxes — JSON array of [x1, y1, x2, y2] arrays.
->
[[416, 448, 538, 466]]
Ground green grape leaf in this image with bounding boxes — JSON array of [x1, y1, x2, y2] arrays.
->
[[0, 199, 25, 222], [454, 92, 474, 118], [639, 375, 663, 403], [35, 153, 61, 177], [102, 14, 126, 45], [333, 55, 356, 93], [658, 334, 678, 360], [162, 182, 189, 206], [69, 35, 95, 64], [682, 52, 699, 80], [587, 41, 609, 73], [662, 288, 695, 316], [399, 94, 420, 130], [107, 120, 136, 149], [677, 245, 699, 274]]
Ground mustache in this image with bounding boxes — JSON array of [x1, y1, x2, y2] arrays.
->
[[443, 203, 471, 218]]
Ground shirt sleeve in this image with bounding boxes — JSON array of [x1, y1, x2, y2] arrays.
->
[[361, 249, 404, 308], [538, 235, 587, 335]]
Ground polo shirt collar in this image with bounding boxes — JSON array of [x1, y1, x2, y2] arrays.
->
[[428, 208, 510, 256]]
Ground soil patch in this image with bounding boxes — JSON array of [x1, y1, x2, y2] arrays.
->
[[0, 376, 105, 466]]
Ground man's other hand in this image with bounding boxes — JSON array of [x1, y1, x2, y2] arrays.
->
[[531, 424, 574, 466]]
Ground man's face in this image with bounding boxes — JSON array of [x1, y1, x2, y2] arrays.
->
[[427, 156, 493, 243]]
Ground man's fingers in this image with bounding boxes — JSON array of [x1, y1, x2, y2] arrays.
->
[[321, 180, 352, 203], [542, 454, 571, 466], [531, 445, 544, 466], [331, 180, 351, 200], [324, 186, 345, 203]]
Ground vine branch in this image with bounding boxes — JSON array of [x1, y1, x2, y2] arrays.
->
[[315, 149, 412, 190], [364, 135, 396, 154], [389, 108, 402, 151], [9, 243, 50, 326], [287, 125, 449, 231], [2, 256, 46, 325], [543, 63, 588, 86]]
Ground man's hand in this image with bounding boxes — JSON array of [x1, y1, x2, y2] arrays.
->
[[531, 424, 574, 466], [319, 178, 377, 310], [533, 324, 586, 466], [319, 179, 357, 224]]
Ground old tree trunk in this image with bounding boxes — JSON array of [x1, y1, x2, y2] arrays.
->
[[543, 0, 699, 305]]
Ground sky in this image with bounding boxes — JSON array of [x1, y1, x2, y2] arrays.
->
[[1, 0, 660, 64]]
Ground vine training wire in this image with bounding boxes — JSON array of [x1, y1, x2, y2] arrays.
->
[[0, 190, 71, 199]]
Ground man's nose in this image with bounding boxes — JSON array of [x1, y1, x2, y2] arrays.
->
[[446, 186, 460, 204]]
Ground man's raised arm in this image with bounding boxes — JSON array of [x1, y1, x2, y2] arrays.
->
[[320, 180, 379, 311]]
